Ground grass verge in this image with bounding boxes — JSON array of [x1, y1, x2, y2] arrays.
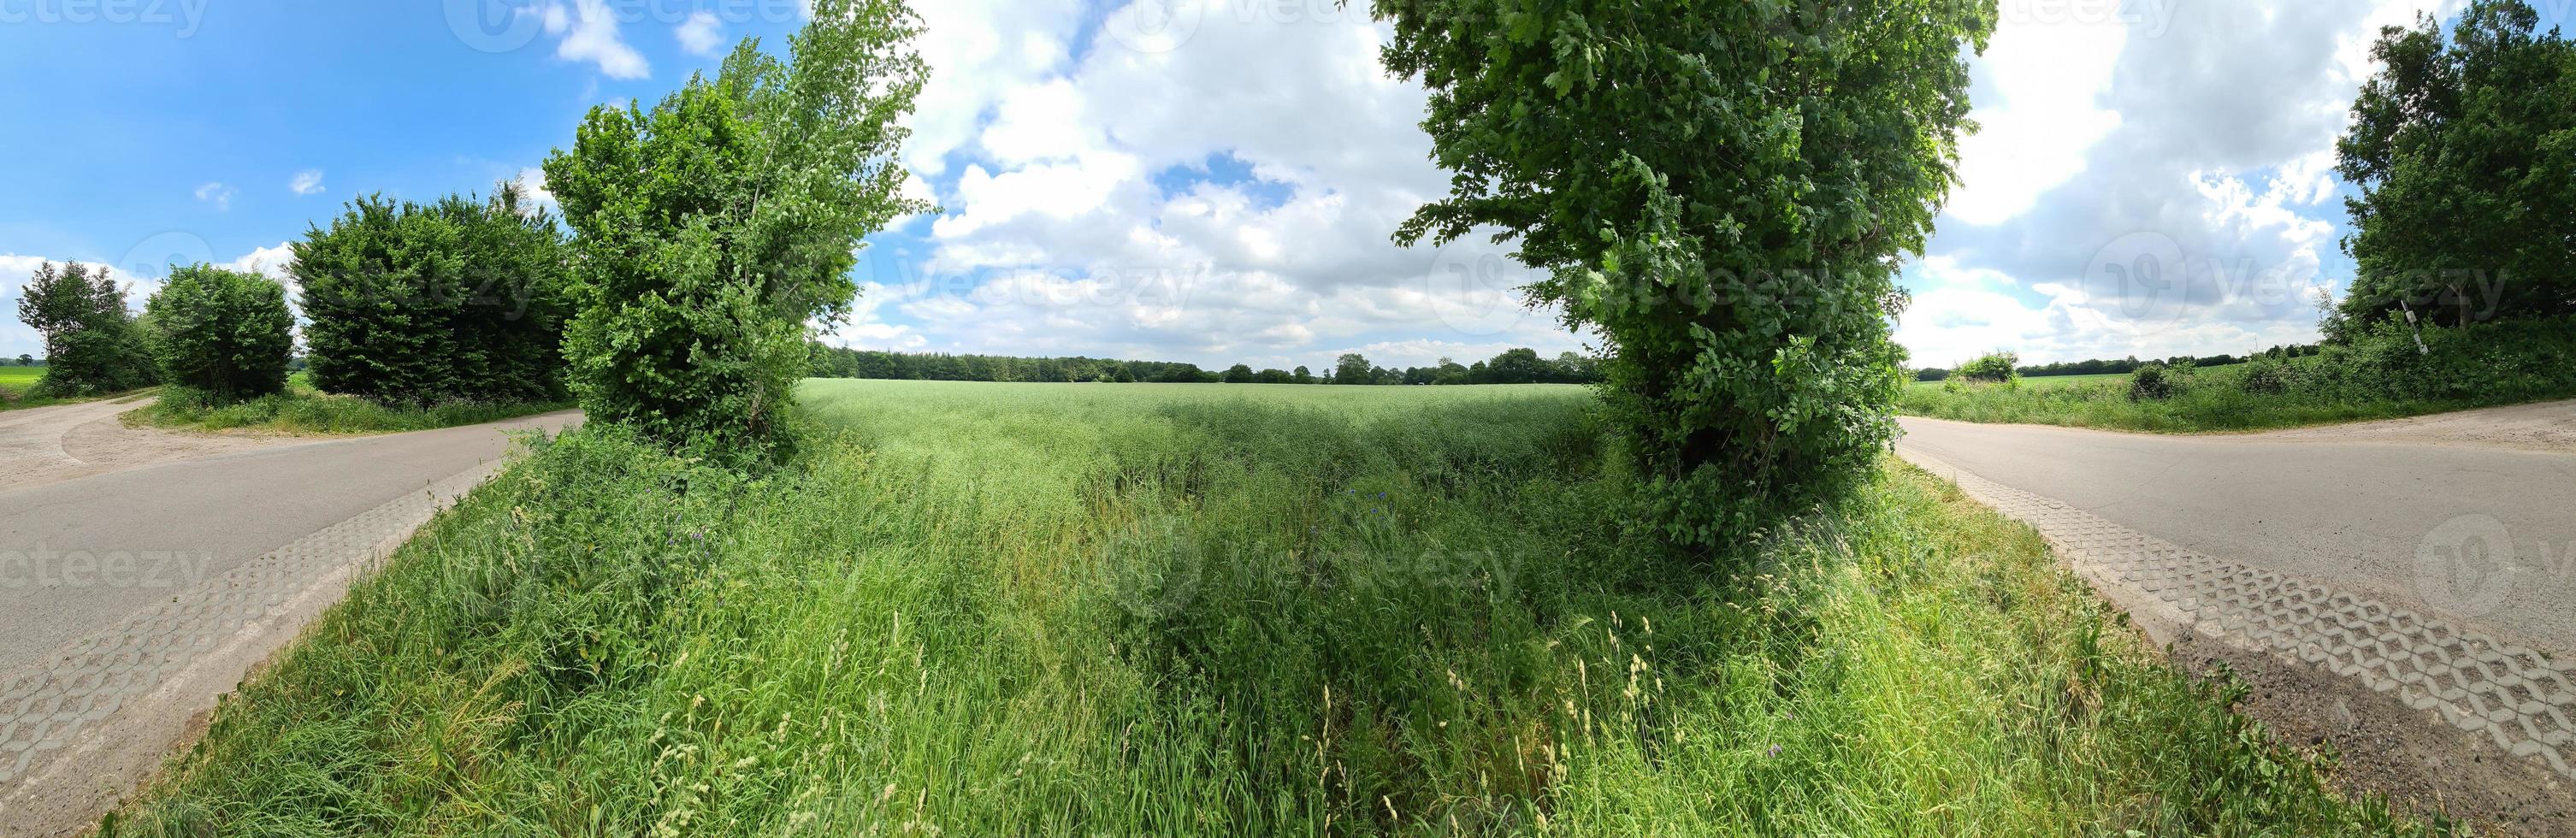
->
[[108, 381, 2436, 835], [130, 378, 570, 435], [1901, 316, 2576, 433]]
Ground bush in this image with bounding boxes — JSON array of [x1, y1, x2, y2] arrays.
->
[[543, 0, 931, 460], [2128, 363, 2179, 402], [2236, 357, 2294, 396], [1953, 352, 2022, 387], [297, 186, 569, 407], [145, 264, 294, 402]]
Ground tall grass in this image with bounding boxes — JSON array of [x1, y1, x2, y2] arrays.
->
[[108, 381, 2431, 835]]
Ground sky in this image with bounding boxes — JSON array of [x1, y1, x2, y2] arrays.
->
[[2, 0, 2561, 370]]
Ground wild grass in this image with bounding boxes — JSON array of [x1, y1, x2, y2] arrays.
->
[[106, 381, 2432, 835], [130, 375, 570, 435]]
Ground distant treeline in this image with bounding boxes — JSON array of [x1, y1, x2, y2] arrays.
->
[[1915, 344, 2323, 382], [808, 345, 1606, 386]]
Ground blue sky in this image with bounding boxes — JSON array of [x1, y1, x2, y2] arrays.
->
[[4, 0, 2561, 369]]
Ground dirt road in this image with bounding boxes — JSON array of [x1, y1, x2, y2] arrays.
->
[[1898, 402, 2576, 833], [0, 402, 579, 835]]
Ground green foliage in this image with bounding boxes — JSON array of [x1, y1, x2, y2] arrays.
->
[[112, 382, 2427, 835], [2337, 0, 2576, 326], [296, 186, 570, 406], [543, 0, 931, 458], [139, 382, 565, 436], [144, 264, 294, 402], [1953, 352, 2021, 386], [14, 261, 157, 397], [2128, 363, 2180, 402], [1374, 0, 1994, 552], [1902, 316, 2576, 431], [1220, 363, 1254, 384]]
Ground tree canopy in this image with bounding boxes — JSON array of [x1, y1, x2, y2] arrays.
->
[[2337, 0, 2576, 328], [145, 263, 295, 401], [1374, 0, 1994, 550]]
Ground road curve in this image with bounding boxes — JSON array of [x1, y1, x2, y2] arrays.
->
[[0, 409, 578, 835], [1896, 412, 2576, 657]]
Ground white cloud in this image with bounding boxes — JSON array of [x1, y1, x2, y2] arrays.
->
[[676, 11, 724, 56], [226, 242, 297, 280], [290, 170, 326, 196], [194, 182, 237, 211], [545, 0, 649, 80]]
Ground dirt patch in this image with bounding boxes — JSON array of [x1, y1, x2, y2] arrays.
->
[[0, 398, 302, 494], [2174, 633, 2576, 836], [2259, 399, 2576, 454]]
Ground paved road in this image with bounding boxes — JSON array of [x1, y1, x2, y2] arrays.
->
[[0, 406, 577, 834], [1897, 414, 2576, 656]]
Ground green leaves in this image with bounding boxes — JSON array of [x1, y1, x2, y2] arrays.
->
[[543, 0, 930, 463], [296, 185, 570, 407], [144, 263, 293, 402], [1374, 0, 1992, 553]]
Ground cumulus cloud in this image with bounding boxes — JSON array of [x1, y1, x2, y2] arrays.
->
[[544, 0, 649, 80], [1901, 0, 2467, 366], [194, 182, 237, 211], [676, 11, 724, 56], [289, 169, 326, 196]]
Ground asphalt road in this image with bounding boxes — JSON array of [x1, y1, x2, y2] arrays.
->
[[0, 410, 579, 673], [1895, 412, 2576, 658]]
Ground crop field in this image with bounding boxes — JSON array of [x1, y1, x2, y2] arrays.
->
[[1909, 373, 2124, 391], [0, 365, 53, 409], [107, 380, 2414, 835]]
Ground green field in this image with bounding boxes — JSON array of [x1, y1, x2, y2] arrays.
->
[[1909, 372, 2124, 391], [0, 365, 61, 410], [109, 380, 2420, 835]]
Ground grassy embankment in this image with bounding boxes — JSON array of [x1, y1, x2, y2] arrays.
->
[[129, 373, 570, 435], [1902, 316, 2576, 433], [109, 381, 2438, 835]]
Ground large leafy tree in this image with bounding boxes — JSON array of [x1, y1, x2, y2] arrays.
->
[[1373, 0, 1993, 551], [15, 261, 156, 396], [2337, 0, 2576, 328], [543, 0, 930, 456], [145, 263, 295, 401], [297, 184, 570, 406]]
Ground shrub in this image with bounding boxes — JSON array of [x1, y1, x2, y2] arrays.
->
[[2129, 363, 2179, 402], [1375, 1, 1994, 552], [296, 185, 570, 407], [543, 0, 931, 459], [2236, 357, 2294, 396], [1953, 352, 2022, 387], [14, 261, 156, 397], [145, 264, 294, 402]]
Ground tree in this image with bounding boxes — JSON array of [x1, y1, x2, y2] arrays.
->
[[1223, 363, 1256, 383], [543, 0, 931, 457], [145, 264, 295, 401], [1292, 365, 1314, 384], [1333, 352, 1373, 384], [1375, 1, 1994, 551], [12, 355, 30, 366], [298, 185, 570, 406], [15, 261, 155, 396], [2338, 0, 2576, 328], [1952, 351, 2020, 386]]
